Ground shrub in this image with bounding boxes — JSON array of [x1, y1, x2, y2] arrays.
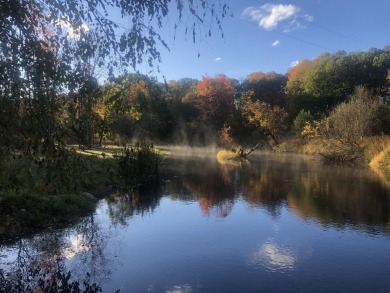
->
[[328, 86, 388, 142]]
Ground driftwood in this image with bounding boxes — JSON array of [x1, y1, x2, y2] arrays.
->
[[238, 143, 259, 157]]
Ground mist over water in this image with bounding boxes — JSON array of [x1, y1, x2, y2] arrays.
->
[[161, 145, 219, 157]]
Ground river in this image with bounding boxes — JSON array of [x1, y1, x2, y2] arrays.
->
[[1, 151, 390, 292]]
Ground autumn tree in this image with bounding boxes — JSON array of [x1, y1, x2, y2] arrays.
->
[[98, 73, 171, 143], [0, 0, 230, 158], [242, 71, 287, 107], [241, 90, 289, 145], [195, 74, 235, 131]]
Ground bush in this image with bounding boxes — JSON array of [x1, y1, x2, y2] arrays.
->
[[328, 86, 388, 142]]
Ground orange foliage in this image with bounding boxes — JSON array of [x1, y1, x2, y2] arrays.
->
[[197, 74, 234, 97], [287, 59, 312, 83], [196, 74, 235, 128], [219, 124, 234, 147]]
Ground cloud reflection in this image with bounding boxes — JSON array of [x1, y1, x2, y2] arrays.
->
[[166, 284, 193, 293], [250, 242, 296, 271], [62, 234, 93, 259]]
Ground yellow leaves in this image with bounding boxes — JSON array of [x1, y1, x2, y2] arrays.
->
[[301, 121, 320, 138], [241, 90, 289, 141], [129, 107, 142, 121]]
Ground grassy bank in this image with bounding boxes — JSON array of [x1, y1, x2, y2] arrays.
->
[[369, 144, 390, 188], [277, 135, 390, 184], [0, 144, 163, 241]]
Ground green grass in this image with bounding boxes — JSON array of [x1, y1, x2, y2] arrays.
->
[[0, 143, 164, 241]]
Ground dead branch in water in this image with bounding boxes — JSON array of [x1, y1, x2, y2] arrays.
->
[[238, 143, 259, 157]]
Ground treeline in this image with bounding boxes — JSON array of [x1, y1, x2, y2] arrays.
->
[[68, 47, 390, 148], [1, 47, 390, 158]]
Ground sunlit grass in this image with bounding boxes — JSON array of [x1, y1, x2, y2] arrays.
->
[[216, 149, 242, 166], [369, 145, 390, 189], [72, 144, 170, 159]]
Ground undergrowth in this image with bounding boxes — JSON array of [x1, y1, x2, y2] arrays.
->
[[0, 143, 163, 241]]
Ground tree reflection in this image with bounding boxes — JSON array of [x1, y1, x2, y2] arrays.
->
[[287, 165, 390, 232], [240, 161, 291, 218], [164, 153, 390, 234], [0, 213, 112, 292], [165, 156, 237, 218], [106, 186, 162, 226]]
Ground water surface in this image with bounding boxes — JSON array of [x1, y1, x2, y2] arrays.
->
[[1, 151, 390, 292]]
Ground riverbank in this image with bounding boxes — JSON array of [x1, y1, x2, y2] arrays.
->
[[276, 135, 390, 180], [0, 144, 165, 242]]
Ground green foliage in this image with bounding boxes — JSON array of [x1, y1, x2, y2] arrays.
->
[[292, 110, 314, 135], [0, 0, 230, 182], [99, 73, 173, 143], [286, 48, 390, 117]]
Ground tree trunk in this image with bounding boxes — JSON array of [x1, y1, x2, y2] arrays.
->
[[266, 128, 279, 145]]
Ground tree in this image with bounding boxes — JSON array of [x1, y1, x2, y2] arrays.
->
[[166, 78, 201, 143], [0, 0, 230, 157], [195, 74, 235, 131], [285, 48, 390, 118], [98, 73, 171, 142], [242, 71, 287, 107], [241, 90, 289, 145]]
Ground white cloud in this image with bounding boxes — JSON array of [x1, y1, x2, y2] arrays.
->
[[290, 60, 300, 67], [272, 40, 280, 47], [242, 3, 313, 31], [214, 57, 222, 61]]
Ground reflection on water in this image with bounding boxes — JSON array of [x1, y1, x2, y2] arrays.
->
[[62, 234, 94, 259], [106, 187, 162, 226], [250, 242, 296, 271], [1, 151, 390, 292], [165, 284, 194, 293], [0, 213, 112, 291], [163, 152, 390, 234]]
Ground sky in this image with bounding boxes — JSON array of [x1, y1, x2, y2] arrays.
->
[[132, 0, 390, 82]]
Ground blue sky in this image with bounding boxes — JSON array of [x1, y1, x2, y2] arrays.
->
[[137, 0, 390, 82]]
